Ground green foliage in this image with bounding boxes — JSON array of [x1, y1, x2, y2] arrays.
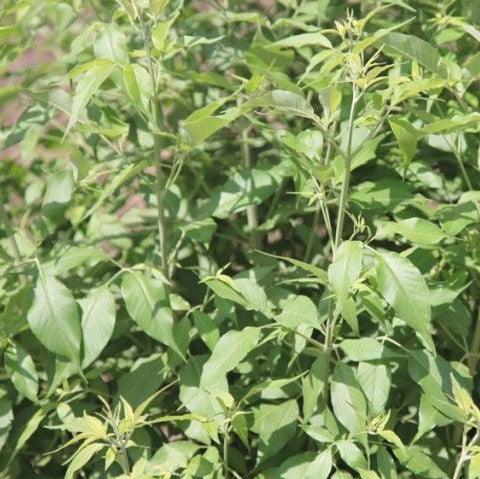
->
[[1, 0, 480, 478]]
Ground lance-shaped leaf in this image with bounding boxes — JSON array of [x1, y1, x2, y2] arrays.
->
[[121, 271, 188, 359], [65, 443, 105, 479], [5, 344, 39, 402], [376, 251, 434, 352], [65, 59, 116, 137], [27, 270, 82, 364], [79, 286, 116, 368], [389, 117, 419, 169], [328, 241, 363, 313], [331, 363, 367, 434], [271, 31, 332, 49], [376, 218, 446, 246], [381, 32, 447, 77], [252, 399, 299, 462], [200, 327, 260, 391]]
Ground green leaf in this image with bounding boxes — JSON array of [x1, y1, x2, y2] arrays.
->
[[276, 295, 320, 330], [81, 160, 149, 223], [328, 241, 363, 313], [65, 59, 116, 137], [201, 275, 250, 309], [376, 218, 446, 245], [389, 117, 418, 169], [305, 449, 333, 479], [381, 32, 447, 77], [149, 441, 201, 475], [253, 399, 299, 462], [200, 327, 260, 391], [408, 350, 467, 422], [339, 338, 387, 361], [27, 270, 82, 363], [255, 251, 328, 284], [193, 311, 219, 351], [42, 170, 75, 224], [152, 13, 178, 52], [199, 168, 281, 219], [394, 445, 449, 478], [331, 363, 367, 434], [271, 32, 332, 49], [121, 271, 188, 359], [357, 362, 391, 416], [12, 407, 48, 457], [0, 286, 32, 340], [65, 443, 105, 479], [183, 102, 243, 145], [302, 352, 327, 420], [123, 63, 143, 113], [376, 251, 434, 352], [262, 89, 317, 121], [469, 453, 480, 479], [336, 440, 368, 470], [117, 353, 167, 407], [79, 286, 116, 368], [93, 24, 128, 63], [5, 345, 38, 402], [376, 447, 398, 479], [0, 391, 13, 453], [150, 0, 171, 16]]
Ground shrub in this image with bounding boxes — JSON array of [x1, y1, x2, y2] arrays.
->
[[1, 0, 480, 477]]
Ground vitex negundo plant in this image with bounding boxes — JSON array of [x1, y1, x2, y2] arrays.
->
[[1, 0, 480, 477]]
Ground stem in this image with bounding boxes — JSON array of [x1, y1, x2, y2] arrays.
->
[[334, 85, 358, 250], [223, 424, 230, 479], [468, 307, 480, 375], [242, 127, 260, 248], [168, 230, 186, 278], [118, 445, 131, 475], [322, 300, 335, 403], [0, 198, 23, 270], [304, 207, 320, 261], [134, 2, 169, 278], [453, 427, 479, 479], [322, 86, 358, 403]]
